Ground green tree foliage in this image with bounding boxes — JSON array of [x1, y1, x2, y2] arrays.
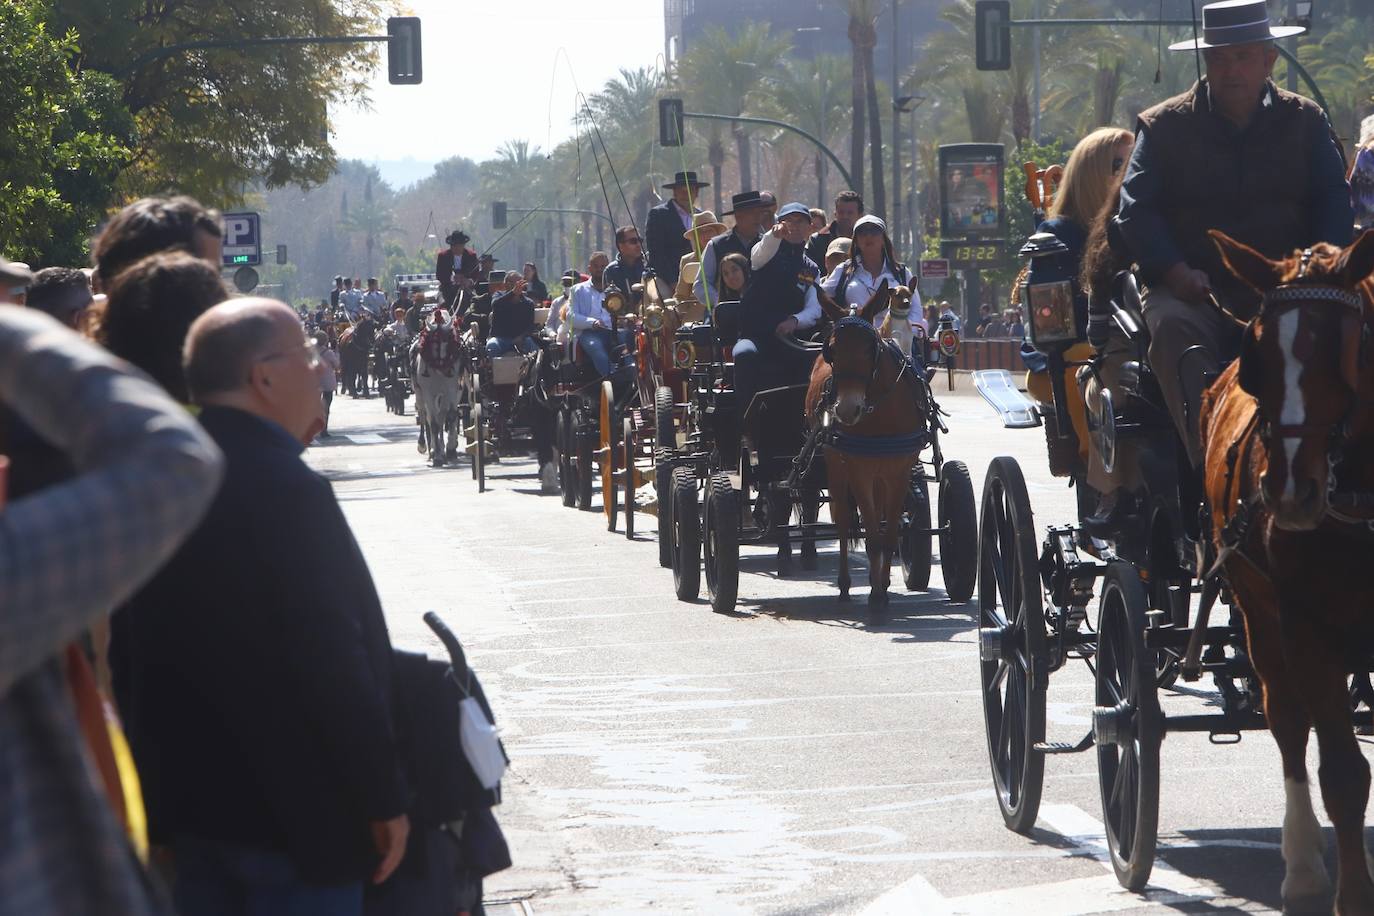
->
[[52, 0, 387, 204], [0, 0, 134, 266]]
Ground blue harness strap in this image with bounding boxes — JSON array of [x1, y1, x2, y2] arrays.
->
[[830, 430, 928, 456]]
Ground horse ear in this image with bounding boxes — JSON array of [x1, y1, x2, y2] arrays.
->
[[1210, 229, 1282, 295], [1337, 228, 1374, 289], [859, 279, 891, 323], [817, 285, 846, 322]]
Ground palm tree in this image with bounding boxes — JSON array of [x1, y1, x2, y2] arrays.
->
[[762, 54, 853, 205], [843, 0, 886, 216], [675, 23, 792, 193], [341, 172, 398, 279], [586, 67, 665, 225]]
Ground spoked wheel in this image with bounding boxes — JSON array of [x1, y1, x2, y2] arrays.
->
[[557, 409, 576, 508], [977, 456, 1047, 834], [576, 409, 594, 511], [655, 448, 673, 568], [671, 466, 701, 601], [703, 473, 740, 614], [655, 385, 675, 451], [939, 459, 979, 603], [899, 471, 932, 591], [1147, 539, 1190, 688], [601, 381, 618, 531], [468, 380, 480, 480], [473, 403, 486, 493], [623, 416, 636, 540], [1095, 561, 1162, 892]]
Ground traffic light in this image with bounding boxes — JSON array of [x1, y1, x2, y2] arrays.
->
[[658, 98, 684, 147], [276, 244, 288, 265], [492, 202, 508, 229], [387, 17, 422, 84], [974, 1, 1012, 71]]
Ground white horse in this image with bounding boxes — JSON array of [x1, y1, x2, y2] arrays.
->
[[412, 312, 463, 467]]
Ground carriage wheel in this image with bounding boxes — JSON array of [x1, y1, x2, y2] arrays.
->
[[474, 404, 486, 494], [576, 410, 594, 511], [1095, 561, 1162, 891], [655, 385, 676, 451], [939, 460, 978, 603], [624, 416, 636, 540], [978, 456, 1048, 834], [601, 381, 618, 531], [704, 473, 740, 614], [900, 471, 932, 592], [1148, 537, 1190, 688], [671, 467, 701, 601], [557, 410, 576, 508], [655, 448, 674, 567]]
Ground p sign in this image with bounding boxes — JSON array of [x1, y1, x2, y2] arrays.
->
[[222, 212, 261, 267]]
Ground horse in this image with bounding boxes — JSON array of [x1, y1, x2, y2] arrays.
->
[[1201, 228, 1374, 914], [806, 280, 930, 613], [412, 310, 464, 468], [339, 315, 376, 397]]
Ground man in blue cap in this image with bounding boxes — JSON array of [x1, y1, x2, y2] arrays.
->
[[733, 202, 824, 415]]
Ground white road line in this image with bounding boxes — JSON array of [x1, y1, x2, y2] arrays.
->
[[345, 433, 387, 444]]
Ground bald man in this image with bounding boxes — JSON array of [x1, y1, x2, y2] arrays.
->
[[111, 298, 410, 916]]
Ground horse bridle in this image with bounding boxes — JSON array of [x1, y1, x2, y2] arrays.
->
[[822, 311, 913, 421]]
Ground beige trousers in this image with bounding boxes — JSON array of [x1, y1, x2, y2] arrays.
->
[[1141, 285, 1229, 466]]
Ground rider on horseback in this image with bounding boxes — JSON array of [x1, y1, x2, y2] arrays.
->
[[1115, 0, 1353, 464], [437, 230, 479, 308]]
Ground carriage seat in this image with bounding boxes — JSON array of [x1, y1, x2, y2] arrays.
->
[[713, 300, 741, 354]]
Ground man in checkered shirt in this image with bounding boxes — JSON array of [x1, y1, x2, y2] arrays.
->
[[0, 293, 224, 914]]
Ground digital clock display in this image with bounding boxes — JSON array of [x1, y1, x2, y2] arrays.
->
[[941, 241, 1005, 269]]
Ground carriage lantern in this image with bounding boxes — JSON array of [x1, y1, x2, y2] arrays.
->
[[1019, 231, 1082, 353], [605, 289, 626, 316]]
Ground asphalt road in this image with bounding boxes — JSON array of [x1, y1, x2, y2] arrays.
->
[[304, 378, 1360, 915]]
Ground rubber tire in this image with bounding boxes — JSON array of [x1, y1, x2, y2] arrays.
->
[[623, 417, 636, 539], [939, 459, 978, 603], [704, 473, 740, 614], [671, 466, 701, 601], [978, 456, 1047, 834], [900, 472, 933, 591], [656, 449, 674, 567], [1096, 561, 1162, 892], [576, 411, 595, 511], [655, 385, 675, 451], [557, 410, 576, 508], [474, 404, 486, 494]]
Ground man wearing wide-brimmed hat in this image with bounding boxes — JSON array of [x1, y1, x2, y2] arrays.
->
[[693, 191, 771, 308], [645, 171, 709, 285], [1116, 0, 1352, 464], [436, 229, 479, 308]]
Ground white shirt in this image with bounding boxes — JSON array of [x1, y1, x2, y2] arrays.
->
[[547, 293, 567, 335], [340, 287, 364, 317], [386, 319, 408, 338], [362, 289, 389, 317], [568, 280, 612, 331], [821, 258, 923, 331], [749, 233, 822, 330]]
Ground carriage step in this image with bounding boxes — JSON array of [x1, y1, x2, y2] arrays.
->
[[1033, 734, 1093, 755]]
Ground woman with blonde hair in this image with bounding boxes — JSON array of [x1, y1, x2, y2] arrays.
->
[[1042, 126, 1134, 261]]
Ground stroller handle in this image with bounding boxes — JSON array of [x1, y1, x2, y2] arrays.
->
[[422, 611, 468, 673]]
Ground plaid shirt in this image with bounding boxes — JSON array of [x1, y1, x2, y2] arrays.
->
[[0, 306, 223, 914]]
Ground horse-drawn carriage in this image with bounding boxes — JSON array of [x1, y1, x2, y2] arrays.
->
[[658, 286, 978, 617], [972, 199, 1374, 902]]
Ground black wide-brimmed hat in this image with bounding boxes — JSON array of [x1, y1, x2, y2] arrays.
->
[[445, 230, 470, 245], [663, 170, 710, 189], [722, 190, 769, 216], [1169, 0, 1304, 50]]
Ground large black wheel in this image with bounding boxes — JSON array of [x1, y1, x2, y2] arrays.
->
[[671, 467, 701, 601], [474, 404, 486, 493], [655, 385, 675, 451], [899, 471, 932, 591], [468, 381, 480, 481], [576, 411, 594, 511], [704, 473, 740, 614], [601, 381, 618, 531], [655, 448, 673, 568], [1095, 561, 1162, 892], [1147, 532, 1190, 688], [623, 416, 636, 540], [939, 459, 978, 603], [978, 456, 1047, 834], [557, 410, 576, 508]]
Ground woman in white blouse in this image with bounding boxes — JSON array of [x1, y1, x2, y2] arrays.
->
[[820, 214, 925, 335]]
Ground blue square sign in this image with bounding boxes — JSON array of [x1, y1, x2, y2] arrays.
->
[[221, 211, 261, 267]]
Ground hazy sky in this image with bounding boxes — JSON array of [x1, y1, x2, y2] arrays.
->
[[330, 0, 665, 166]]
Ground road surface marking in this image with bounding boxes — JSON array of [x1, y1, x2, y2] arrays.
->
[[345, 433, 387, 444]]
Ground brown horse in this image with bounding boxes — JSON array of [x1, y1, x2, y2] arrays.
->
[[806, 281, 929, 612], [1202, 229, 1374, 914]]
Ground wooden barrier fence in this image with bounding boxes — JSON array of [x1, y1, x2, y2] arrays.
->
[[954, 338, 1025, 373]]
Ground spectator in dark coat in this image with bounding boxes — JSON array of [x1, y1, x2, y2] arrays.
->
[[112, 298, 410, 916], [644, 171, 708, 285], [805, 190, 864, 267]]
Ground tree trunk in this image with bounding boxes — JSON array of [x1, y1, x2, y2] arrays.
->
[[733, 124, 753, 192], [849, 15, 866, 198], [1011, 89, 1031, 145], [863, 40, 886, 219], [709, 130, 726, 214], [816, 153, 827, 212]]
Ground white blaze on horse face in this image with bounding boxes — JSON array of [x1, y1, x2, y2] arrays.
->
[[1277, 310, 1304, 504], [1280, 776, 1331, 903]]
